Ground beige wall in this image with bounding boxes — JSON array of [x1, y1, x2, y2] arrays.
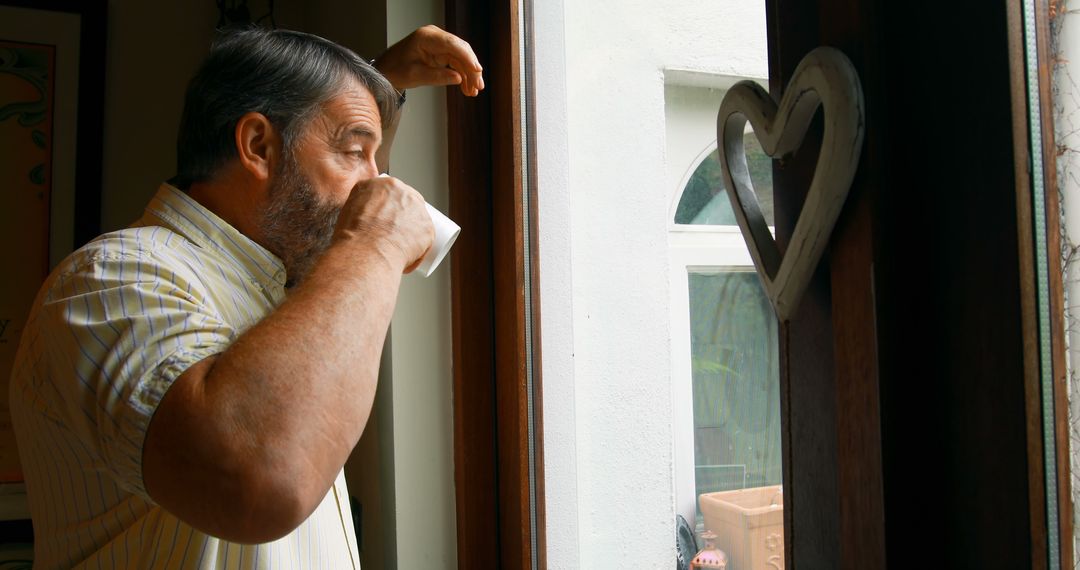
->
[[100, 1, 217, 231], [383, 0, 458, 566], [100, 0, 387, 231]]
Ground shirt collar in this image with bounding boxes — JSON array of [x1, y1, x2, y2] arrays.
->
[[140, 183, 289, 292]]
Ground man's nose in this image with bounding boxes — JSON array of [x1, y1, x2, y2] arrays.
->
[[364, 155, 379, 178]]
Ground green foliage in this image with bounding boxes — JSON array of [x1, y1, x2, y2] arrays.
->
[[691, 356, 738, 377]]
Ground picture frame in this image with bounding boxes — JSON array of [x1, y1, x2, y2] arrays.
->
[[0, 0, 106, 524]]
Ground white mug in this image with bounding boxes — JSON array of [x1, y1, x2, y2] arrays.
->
[[378, 174, 460, 277], [416, 202, 461, 277]]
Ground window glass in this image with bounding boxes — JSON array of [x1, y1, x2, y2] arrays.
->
[[673, 134, 775, 226], [688, 269, 782, 525]]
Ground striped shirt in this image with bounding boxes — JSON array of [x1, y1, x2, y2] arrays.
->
[[9, 183, 361, 569]]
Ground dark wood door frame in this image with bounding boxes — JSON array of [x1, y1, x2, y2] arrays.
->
[[767, 0, 1071, 567], [444, 0, 545, 568]]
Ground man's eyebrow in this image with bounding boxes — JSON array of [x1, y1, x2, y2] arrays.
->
[[333, 126, 380, 145]]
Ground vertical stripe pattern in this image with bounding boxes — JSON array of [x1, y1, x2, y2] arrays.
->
[[9, 184, 362, 569]]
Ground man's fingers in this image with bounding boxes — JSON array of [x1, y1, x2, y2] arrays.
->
[[339, 175, 434, 271], [402, 246, 431, 274], [429, 55, 482, 95], [438, 30, 482, 72], [429, 32, 483, 95], [467, 70, 484, 95], [442, 56, 483, 96], [378, 25, 484, 94], [428, 67, 463, 87]]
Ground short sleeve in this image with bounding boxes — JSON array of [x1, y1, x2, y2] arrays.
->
[[33, 241, 236, 498]]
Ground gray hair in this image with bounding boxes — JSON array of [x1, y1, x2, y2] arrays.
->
[[174, 27, 397, 188]]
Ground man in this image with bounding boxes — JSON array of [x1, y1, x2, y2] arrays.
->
[[8, 24, 483, 568]]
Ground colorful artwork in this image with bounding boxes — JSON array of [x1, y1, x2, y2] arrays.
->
[[0, 41, 54, 483]]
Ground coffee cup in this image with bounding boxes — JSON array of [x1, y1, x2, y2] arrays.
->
[[416, 201, 460, 277], [377, 174, 460, 277]]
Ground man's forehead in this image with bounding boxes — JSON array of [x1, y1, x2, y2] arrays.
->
[[318, 81, 383, 143]]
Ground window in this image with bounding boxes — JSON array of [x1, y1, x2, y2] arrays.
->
[[667, 80, 784, 548]]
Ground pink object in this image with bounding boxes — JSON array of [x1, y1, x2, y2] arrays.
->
[[691, 530, 728, 569]]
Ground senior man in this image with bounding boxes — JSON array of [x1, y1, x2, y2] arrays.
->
[[9, 24, 482, 568]]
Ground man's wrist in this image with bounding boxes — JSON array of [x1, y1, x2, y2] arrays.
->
[[370, 58, 407, 109], [324, 235, 408, 280]]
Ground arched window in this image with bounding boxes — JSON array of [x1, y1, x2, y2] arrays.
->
[[672, 134, 774, 226]]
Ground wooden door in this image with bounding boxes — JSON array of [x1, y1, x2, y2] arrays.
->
[[766, 0, 1071, 567]]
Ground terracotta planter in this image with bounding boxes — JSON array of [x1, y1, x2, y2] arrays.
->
[[699, 485, 784, 570]]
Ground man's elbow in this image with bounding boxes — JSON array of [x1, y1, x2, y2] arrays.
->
[[146, 449, 326, 544], [189, 469, 325, 544], [223, 493, 313, 544]]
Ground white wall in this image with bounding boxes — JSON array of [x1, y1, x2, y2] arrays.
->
[[533, 1, 578, 567], [535, 0, 767, 567]]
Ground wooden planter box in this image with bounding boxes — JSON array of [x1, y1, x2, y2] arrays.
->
[[699, 485, 784, 570]]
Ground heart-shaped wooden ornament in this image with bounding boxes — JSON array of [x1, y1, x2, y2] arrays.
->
[[716, 46, 865, 322]]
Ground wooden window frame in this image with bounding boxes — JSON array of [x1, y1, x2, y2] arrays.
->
[[444, 0, 545, 568]]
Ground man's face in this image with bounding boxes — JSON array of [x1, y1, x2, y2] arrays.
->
[[258, 79, 383, 286]]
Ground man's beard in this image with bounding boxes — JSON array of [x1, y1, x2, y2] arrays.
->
[[258, 152, 342, 288]]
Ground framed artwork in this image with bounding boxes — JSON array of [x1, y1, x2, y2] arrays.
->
[[0, 0, 105, 518]]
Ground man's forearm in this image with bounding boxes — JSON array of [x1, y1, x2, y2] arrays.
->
[[208, 240, 400, 472]]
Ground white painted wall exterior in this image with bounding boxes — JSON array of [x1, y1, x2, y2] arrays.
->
[[535, 0, 767, 566], [533, 1, 579, 567]]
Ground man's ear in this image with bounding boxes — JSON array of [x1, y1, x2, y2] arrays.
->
[[235, 112, 280, 182]]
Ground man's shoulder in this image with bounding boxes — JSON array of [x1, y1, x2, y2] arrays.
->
[[42, 226, 202, 299], [61, 225, 195, 269]]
